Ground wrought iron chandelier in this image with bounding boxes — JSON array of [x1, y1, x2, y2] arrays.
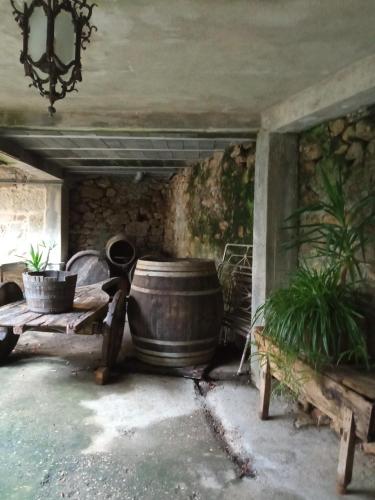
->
[[10, 0, 97, 116]]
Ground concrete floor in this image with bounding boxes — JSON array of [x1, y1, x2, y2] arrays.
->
[[1, 329, 374, 500]]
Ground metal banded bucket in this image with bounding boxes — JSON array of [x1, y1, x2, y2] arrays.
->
[[23, 271, 77, 314], [127, 258, 223, 367]]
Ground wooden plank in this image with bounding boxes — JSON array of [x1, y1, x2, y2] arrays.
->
[[362, 442, 375, 455], [66, 304, 108, 334], [0, 302, 31, 326], [12, 311, 45, 334], [325, 367, 375, 401], [336, 407, 356, 495], [254, 328, 375, 442]]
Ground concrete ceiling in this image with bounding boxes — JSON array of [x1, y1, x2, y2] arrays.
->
[[0, 0, 375, 130]]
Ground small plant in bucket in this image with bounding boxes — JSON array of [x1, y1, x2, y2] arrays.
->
[[21, 241, 56, 272], [20, 242, 77, 314]]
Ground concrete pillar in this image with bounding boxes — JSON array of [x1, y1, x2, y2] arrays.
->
[[251, 130, 299, 386], [45, 183, 68, 265]]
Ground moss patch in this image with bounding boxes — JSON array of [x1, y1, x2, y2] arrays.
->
[[185, 144, 255, 257]]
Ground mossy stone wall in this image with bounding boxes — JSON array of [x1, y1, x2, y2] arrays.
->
[[164, 143, 256, 262], [299, 109, 375, 288]]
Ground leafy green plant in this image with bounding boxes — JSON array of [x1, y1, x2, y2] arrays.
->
[[285, 160, 375, 284], [18, 241, 56, 272], [254, 265, 369, 370]]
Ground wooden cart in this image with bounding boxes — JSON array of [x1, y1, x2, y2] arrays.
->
[[0, 278, 125, 385], [254, 326, 375, 495]]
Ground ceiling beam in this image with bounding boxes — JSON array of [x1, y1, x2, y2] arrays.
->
[[0, 179, 63, 185], [49, 149, 214, 156], [0, 137, 63, 180], [25, 146, 229, 152], [262, 54, 375, 132], [68, 170, 178, 176], [3, 133, 255, 141], [63, 160, 189, 167], [51, 155, 203, 161], [64, 165, 187, 170]]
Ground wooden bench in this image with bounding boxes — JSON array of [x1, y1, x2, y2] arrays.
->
[[254, 326, 375, 495]]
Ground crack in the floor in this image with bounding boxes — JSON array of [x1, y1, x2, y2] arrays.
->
[[194, 379, 256, 480]]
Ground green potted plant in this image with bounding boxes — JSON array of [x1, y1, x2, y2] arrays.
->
[[21, 242, 77, 314], [255, 265, 368, 371], [255, 161, 374, 374]]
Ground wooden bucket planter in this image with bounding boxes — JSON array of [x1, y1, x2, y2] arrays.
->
[[253, 326, 375, 495], [23, 271, 77, 314]]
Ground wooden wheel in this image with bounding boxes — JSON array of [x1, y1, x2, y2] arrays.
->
[[95, 290, 126, 385], [0, 282, 23, 361]]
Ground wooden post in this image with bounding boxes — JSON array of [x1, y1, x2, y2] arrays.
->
[[259, 356, 272, 420], [95, 290, 125, 385], [336, 407, 356, 495]]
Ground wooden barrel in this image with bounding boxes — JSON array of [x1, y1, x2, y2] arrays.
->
[[127, 258, 223, 367], [128, 253, 165, 283], [66, 250, 110, 286], [105, 234, 136, 270]]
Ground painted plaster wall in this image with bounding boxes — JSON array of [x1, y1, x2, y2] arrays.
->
[[0, 175, 64, 265], [0, 183, 46, 263]]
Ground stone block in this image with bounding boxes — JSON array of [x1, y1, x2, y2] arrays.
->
[[329, 118, 346, 137], [302, 143, 322, 161], [81, 186, 103, 200]]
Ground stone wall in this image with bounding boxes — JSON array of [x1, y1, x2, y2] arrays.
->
[[299, 109, 375, 287], [68, 176, 168, 257], [163, 143, 256, 262]]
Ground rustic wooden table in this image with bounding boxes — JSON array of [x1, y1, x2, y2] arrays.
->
[[0, 278, 125, 384], [254, 327, 375, 495]]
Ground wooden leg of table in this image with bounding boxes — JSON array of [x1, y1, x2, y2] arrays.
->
[[336, 407, 356, 495], [94, 291, 125, 385], [95, 328, 116, 386], [95, 366, 110, 385], [259, 356, 271, 420]]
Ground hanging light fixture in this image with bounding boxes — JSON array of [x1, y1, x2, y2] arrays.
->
[[10, 0, 97, 116]]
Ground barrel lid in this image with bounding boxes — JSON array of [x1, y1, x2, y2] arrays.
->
[[135, 258, 217, 273]]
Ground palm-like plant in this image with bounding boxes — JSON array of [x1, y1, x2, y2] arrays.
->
[[254, 159, 373, 374], [18, 241, 56, 272], [285, 160, 375, 284]]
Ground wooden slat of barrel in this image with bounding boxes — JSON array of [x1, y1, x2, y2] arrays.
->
[[128, 258, 223, 367], [66, 250, 110, 286], [0, 282, 23, 361]]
